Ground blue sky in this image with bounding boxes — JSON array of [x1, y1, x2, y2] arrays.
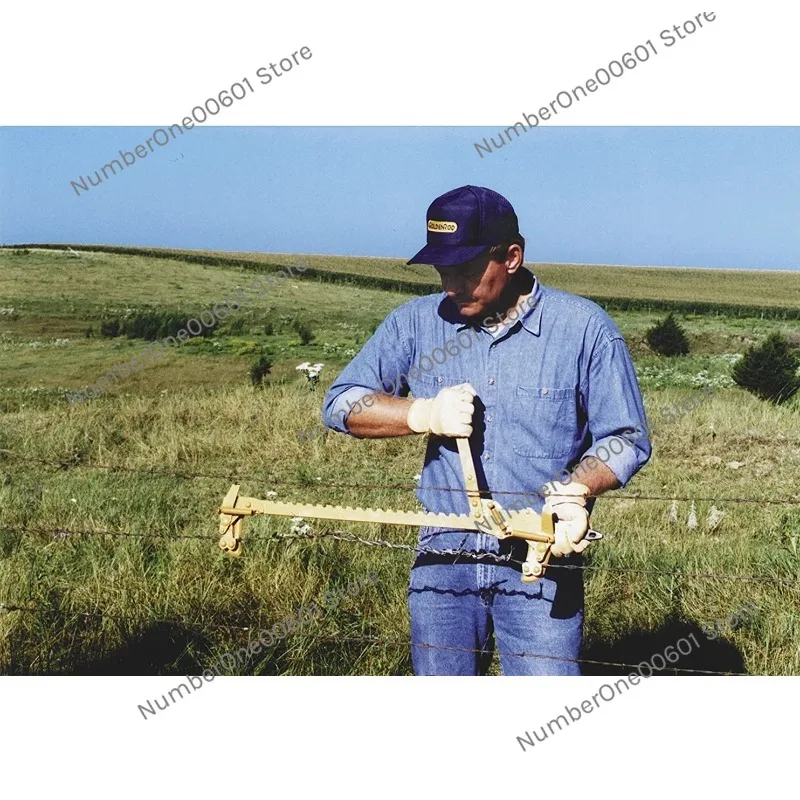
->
[[1, 127, 798, 270]]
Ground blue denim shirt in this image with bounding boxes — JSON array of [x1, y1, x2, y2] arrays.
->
[[322, 272, 651, 519]]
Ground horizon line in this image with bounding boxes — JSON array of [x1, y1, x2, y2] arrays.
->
[[3, 242, 798, 274]]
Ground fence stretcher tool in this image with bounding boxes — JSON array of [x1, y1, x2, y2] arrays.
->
[[217, 436, 602, 583]]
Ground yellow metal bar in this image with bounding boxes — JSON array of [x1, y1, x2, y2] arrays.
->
[[214, 435, 585, 581]]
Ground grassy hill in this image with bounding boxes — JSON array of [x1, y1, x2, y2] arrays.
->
[[6, 243, 800, 317], [1, 246, 799, 675]]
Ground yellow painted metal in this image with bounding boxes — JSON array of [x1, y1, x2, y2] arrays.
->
[[217, 437, 566, 581], [218, 484, 244, 556]]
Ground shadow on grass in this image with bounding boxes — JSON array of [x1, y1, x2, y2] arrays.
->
[[40, 613, 747, 677], [582, 615, 747, 676], [66, 622, 211, 676]]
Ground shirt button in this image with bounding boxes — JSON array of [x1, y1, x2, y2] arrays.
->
[[542, 388, 549, 396], [484, 453, 490, 460], [437, 377, 443, 384], [486, 414, 492, 422], [488, 378, 495, 385]]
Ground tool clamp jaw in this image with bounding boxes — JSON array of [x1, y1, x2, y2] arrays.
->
[[218, 484, 260, 556], [455, 437, 557, 582]]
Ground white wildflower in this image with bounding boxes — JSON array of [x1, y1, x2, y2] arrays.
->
[[668, 500, 678, 525], [266, 491, 277, 499], [707, 506, 725, 531], [687, 502, 698, 530], [297, 362, 324, 388], [290, 516, 311, 535]]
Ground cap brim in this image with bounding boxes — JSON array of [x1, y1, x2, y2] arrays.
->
[[406, 244, 489, 267]]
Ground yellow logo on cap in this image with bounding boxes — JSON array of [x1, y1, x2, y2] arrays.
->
[[428, 220, 458, 233]]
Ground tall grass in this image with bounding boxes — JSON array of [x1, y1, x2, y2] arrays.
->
[[1, 382, 798, 675]]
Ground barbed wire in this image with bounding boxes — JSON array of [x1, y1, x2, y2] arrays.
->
[[5, 525, 212, 541], [0, 524, 516, 564], [0, 602, 254, 632], [2, 451, 799, 506], [4, 524, 799, 590], [273, 528, 800, 589], [301, 633, 747, 676], [0, 602, 746, 675]]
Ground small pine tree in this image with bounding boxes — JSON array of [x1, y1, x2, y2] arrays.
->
[[294, 320, 314, 345], [732, 332, 800, 404], [249, 355, 272, 387], [646, 313, 690, 356]]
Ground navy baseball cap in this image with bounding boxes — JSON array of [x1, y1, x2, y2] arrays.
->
[[407, 185, 521, 267]]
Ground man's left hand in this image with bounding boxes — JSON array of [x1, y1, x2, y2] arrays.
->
[[543, 482, 591, 556]]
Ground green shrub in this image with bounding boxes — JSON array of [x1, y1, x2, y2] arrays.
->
[[263, 320, 275, 336], [100, 311, 213, 341], [100, 318, 120, 338], [226, 316, 248, 335], [294, 320, 314, 345], [732, 332, 800, 404], [646, 313, 690, 356], [249, 355, 272, 387], [124, 312, 162, 340]]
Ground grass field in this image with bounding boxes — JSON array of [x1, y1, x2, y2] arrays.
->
[[11, 243, 800, 317], [1, 246, 799, 676]]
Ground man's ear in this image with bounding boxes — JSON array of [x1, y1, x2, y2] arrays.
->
[[505, 244, 524, 273]]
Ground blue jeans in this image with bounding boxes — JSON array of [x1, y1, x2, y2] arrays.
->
[[408, 528, 584, 675]]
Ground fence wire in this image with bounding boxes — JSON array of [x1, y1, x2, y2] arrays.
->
[[3, 524, 799, 591], [2, 451, 799, 505], [1, 450, 796, 676]]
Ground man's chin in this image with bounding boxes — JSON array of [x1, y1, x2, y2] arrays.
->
[[446, 296, 485, 320], [457, 303, 483, 320]]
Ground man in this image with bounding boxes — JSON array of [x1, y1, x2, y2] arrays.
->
[[322, 185, 651, 675]]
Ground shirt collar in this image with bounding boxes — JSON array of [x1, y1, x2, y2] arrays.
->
[[520, 277, 543, 336], [454, 275, 544, 337]]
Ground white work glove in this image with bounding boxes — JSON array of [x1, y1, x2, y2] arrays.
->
[[407, 383, 476, 437], [543, 482, 591, 556]]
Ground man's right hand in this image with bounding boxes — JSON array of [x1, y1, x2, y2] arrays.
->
[[407, 383, 476, 437], [543, 482, 591, 556]]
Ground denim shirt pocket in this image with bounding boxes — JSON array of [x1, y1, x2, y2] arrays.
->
[[510, 386, 578, 458]]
